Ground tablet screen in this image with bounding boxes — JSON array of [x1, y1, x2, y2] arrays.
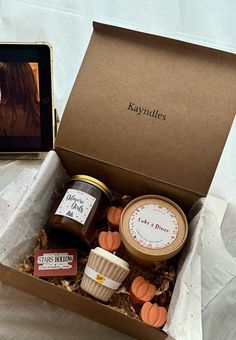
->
[[0, 44, 53, 152]]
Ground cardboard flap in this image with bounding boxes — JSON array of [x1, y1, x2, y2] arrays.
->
[[56, 22, 236, 197]]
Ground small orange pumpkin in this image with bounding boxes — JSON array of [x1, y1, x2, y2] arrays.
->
[[107, 206, 123, 229], [98, 231, 121, 252], [140, 302, 167, 328], [130, 276, 156, 305]]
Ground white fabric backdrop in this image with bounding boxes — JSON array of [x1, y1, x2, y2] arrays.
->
[[0, 1, 236, 339]]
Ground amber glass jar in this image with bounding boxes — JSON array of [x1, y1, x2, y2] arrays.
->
[[45, 175, 112, 251]]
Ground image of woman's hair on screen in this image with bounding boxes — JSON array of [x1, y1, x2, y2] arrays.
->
[[0, 62, 40, 136]]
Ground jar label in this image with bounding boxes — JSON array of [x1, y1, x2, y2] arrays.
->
[[84, 265, 121, 290], [55, 189, 96, 225], [129, 204, 179, 249]]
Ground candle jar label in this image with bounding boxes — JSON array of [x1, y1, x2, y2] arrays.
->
[[129, 204, 179, 249], [55, 189, 96, 225]]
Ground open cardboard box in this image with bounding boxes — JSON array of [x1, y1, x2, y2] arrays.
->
[[0, 22, 236, 339]]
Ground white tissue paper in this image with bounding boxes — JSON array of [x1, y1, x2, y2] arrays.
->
[[1, 151, 235, 340], [0, 151, 68, 266]]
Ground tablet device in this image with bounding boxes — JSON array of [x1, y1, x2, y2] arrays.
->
[[0, 43, 54, 153]]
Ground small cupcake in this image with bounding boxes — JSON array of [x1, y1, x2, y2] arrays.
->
[[81, 247, 130, 302]]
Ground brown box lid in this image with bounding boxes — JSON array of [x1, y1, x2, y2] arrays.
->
[[56, 22, 236, 198]]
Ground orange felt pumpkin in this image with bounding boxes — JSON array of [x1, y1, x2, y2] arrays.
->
[[107, 206, 123, 229], [140, 302, 167, 328], [98, 231, 121, 252], [130, 276, 156, 305]]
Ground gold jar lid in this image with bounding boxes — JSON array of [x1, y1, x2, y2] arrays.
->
[[120, 195, 188, 264], [70, 175, 112, 200]]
